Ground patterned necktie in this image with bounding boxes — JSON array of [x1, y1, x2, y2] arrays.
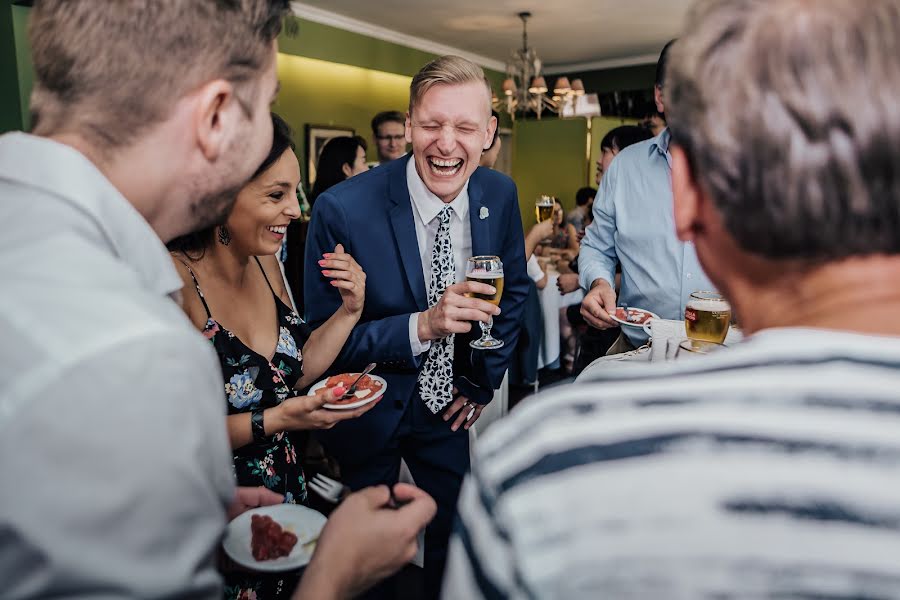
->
[[418, 205, 456, 413]]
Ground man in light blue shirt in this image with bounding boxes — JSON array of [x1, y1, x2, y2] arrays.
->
[[580, 40, 712, 349]]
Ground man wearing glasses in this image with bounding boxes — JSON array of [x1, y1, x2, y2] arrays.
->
[[371, 110, 408, 165]]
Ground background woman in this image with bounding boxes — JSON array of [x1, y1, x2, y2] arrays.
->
[[168, 114, 372, 599], [309, 135, 368, 208], [284, 134, 368, 316], [536, 197, 580, 261]]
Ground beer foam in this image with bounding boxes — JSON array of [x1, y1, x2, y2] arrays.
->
[[687, 299, 730, 311], [468, 270, 503, 279]]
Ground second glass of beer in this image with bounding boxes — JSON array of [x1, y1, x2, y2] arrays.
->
[[535, 195, 554, 223], [465, 255, 504, 350], [684, 291, 731, 344]]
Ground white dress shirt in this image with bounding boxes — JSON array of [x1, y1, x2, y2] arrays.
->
[[405, 157, 473, 355], [0, 132, 234, 598]]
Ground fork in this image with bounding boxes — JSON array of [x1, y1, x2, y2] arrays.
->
[[308, 473, 351, 504], [341, 362, 377, 400], [308, 473, 408, 508]]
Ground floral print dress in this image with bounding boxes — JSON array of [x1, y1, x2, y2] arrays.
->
[[181, 258, 312, 600]]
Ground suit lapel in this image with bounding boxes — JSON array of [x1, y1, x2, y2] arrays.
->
[[468, 174, 492, 257], [388, 157, 428, 311]]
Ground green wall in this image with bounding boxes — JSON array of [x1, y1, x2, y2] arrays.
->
[[274, 16, 506, 185], [273, 53, 413, 184], [510, 116, 639, 228], [511, 118, 589, 229], [0, 1, 30, 133], [10, 4, 30, 130]]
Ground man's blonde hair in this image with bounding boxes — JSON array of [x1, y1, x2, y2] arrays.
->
[[408, 55, 492, 116]]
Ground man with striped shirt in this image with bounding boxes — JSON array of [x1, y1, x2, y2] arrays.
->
[[442, 0, 900, 597]]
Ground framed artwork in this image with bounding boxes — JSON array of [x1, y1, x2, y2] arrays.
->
[[305, 124, 355, 185]]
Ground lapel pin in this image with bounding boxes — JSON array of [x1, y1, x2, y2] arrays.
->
[[479, 206, 489, 220]]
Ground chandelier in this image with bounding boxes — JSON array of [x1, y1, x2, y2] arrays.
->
[[495, 12, 585, 120]]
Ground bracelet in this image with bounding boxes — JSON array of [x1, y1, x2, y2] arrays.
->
[[250, 408, 267, 442]]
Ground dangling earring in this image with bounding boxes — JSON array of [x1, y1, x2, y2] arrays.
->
[[217, 226, 231, 246]]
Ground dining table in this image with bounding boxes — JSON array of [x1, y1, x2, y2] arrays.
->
[[575, 318, 744, 381]]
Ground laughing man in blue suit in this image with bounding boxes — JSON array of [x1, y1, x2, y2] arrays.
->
[[305, 56, 528, 597]]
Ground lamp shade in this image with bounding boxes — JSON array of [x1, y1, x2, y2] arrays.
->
[[528, 76, 548, 94], [571, 78, 585, 95], [502, 77, 517, 95], [553, 76, 571, 94]]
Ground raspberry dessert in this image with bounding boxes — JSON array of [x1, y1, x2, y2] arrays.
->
[[250, 513, 298, 561]]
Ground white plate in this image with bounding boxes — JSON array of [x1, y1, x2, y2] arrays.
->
[[309, 373, 388, 410], [222, 504, 326, 572], [609, 306, 659, 328]]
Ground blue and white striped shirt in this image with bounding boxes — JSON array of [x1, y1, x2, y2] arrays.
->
[[443, 328, 900, 599]]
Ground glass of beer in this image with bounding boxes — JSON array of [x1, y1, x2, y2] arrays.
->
[[684, 291, 731, 344], [535, 195, 554, 223], [465, 255, 504, 350]]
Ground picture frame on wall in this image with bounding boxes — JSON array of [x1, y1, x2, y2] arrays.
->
[[305, 124, 355, 185]]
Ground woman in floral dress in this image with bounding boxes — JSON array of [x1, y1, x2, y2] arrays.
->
[[168, 114, 376, 599]]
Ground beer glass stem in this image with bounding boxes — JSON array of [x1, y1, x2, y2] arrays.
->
[[479, 316, 493, 341]]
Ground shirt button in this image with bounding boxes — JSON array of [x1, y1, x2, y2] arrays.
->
[[686, 273, 693, 279]]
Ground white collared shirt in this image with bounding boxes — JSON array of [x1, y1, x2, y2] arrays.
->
[[405, 157, 473, 355], [0, 132, 233, 598]]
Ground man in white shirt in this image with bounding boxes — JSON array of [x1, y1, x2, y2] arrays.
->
[[305, 55, 529, 598], [0, 2, 434, 598]]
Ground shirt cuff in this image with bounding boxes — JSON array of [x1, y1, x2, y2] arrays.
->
[[579, 264, 614, 294], [409, 313, 431, 356], [526, 255, 545, 282]]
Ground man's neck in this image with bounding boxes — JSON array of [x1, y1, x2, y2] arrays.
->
[[727, 255, 900, 337], [49, 132, 181, 242]]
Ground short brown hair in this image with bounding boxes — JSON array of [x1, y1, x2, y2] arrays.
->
[[408, 55, 492, 116], [667, 0, 900, 261], [29, 0, 291, 149], [371, 110, 405, 136]]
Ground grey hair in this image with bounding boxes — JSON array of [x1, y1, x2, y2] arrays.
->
[[667, 0, 900, 261], [409, 55, 493, 117]]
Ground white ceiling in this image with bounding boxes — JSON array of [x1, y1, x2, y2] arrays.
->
[[293, 0, 691, 73], [291, 0, 693, 73]]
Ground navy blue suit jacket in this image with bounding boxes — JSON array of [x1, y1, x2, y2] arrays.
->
[[303, 155, 528, 463]]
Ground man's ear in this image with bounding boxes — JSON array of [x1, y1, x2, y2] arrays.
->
[[341, 162, 353, 178], [405, 111, 413, 144], [654, 84, 665, 115], [192, 79, 238, 163], [484, 114, 498, 150], [671, 145, 703, 242]]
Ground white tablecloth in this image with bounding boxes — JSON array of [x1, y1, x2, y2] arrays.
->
[[576, 319, 744, 381], [536, 268, 584, 369]]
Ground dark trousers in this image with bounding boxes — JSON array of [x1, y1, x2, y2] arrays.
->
[[341, 396, 470, 600]]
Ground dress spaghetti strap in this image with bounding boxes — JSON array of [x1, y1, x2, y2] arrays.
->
[[175, 258, 212, 319], [253, 256, 279, 300]]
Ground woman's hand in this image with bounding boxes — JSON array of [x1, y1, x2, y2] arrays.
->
[[318, 243, 366, 317], [270, 385, 380, 432]]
